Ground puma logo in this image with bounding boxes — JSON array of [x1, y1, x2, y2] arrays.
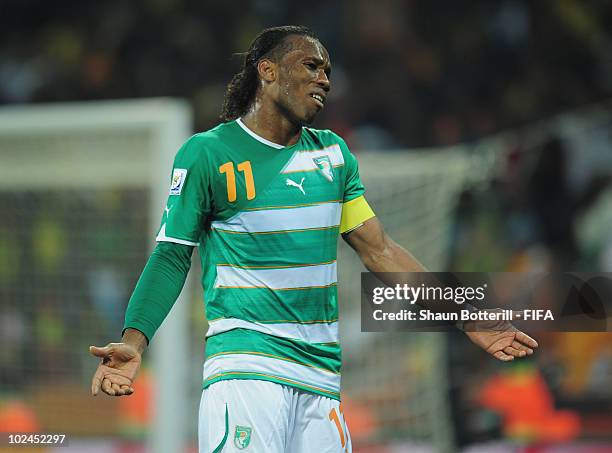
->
[[286, 177, 306, 195]]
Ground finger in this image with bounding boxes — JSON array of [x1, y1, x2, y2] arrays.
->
[[111, 383, 131, 397], [91, 367, 104, 396], [514, 331, 538, 348], [102, 378, 115, 396], [116, 385, 130, 397], [89, 345, 112, 358], [512, 340, 533, 355], [111, 383, 122, 396], [493, 350, 514, 361], [503, 346, 526, 358], [120, 385, 134, 395]]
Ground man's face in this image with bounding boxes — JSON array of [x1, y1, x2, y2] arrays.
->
[[269, 36, 331, 125]]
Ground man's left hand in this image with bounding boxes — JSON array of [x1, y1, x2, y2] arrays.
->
[[463, 316, 539, 361]]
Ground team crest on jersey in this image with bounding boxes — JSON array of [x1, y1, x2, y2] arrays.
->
[[313, 155, 334, 182], [234, 425, 252, 449], [169, 168, 187, 195]]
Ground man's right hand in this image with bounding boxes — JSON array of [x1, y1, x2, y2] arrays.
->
[[89, 342, 141, 396]]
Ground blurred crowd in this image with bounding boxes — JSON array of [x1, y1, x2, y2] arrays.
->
[[1, 0, 612, 147], [0, 190, 149, 392], [451, 136, 612, 272], [448, 131, 612, 444]]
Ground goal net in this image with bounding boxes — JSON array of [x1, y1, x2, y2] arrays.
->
[[337, 143, 501, 452], [0, 99, 193, 453]]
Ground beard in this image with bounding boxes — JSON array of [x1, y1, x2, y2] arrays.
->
[[276, 96, 317, 126]]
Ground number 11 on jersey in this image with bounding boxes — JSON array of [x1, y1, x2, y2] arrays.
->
[[219, 161, 256, 202]]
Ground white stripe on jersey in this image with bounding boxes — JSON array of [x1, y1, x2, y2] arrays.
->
[[203, 353, 341, 393], [211, 202, 341, 233], [215, 261, 337, 290], [281, 144, 344, 174]]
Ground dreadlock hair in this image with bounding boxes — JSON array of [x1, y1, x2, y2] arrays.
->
[[220, 25, 318, 122]]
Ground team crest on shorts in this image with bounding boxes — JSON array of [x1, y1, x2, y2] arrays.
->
[[313, 155, 334, 182], [234, 425, 252, 449]]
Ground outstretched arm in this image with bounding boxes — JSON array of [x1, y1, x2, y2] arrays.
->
[[343, 216, 425, 273], [90, 241, 193, 396], [343, 216, 538, 360]]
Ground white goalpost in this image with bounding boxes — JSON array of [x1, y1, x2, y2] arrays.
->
[[0, 99, 193, 453]]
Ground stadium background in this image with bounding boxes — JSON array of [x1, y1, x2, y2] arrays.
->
[[1, 0, 611, 452]]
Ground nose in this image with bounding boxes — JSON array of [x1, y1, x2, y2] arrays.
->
[[317, 70, 330, 91]]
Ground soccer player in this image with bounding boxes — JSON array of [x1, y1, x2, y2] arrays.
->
[[90, 26, 538, 452]]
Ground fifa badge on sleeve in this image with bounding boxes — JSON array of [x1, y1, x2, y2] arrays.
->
[[170, 168, 187, 195]]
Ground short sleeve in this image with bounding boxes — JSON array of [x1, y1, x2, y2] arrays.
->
[[338, 137, 366, 202], [156, 136, 211, 246]]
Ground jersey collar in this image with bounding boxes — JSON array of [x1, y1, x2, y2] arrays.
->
[[236, 118, 288, 149]]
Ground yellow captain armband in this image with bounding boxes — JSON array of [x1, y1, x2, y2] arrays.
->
[[340, 195, 376, 234]]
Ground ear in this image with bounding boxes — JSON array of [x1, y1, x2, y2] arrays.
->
[[257, 59, 277, 83]]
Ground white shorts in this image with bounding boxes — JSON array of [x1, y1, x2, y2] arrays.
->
[[198, 380, 351, 453]]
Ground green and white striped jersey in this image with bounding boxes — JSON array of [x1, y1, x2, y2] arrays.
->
[[157, 118, 366, 400]]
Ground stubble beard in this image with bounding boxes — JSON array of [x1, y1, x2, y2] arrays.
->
[[276, 96, 315, 127]]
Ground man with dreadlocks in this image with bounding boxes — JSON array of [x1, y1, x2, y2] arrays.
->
[[90, 26, 538, 452]]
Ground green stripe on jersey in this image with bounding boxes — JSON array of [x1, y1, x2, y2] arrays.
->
[[248, 175, 344, 208], [205, 286, 338, 323], [206, 227, 340, 267]]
